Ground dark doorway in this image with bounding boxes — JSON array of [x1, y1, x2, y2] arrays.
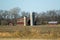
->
[[28, 19, 30, 25]]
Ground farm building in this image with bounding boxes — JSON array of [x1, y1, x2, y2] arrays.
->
[[48, 21, 58, 24], [17, 18, 24, 24], [17, 18, 30, 25]]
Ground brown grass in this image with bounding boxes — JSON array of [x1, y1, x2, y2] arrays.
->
[[0, 25, 60, 39]]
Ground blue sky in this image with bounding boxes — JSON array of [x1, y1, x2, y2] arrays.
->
[[0, 0, 60, 12]]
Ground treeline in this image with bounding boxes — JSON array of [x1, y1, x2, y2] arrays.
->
[[0, 7, 20, 25], [0, 7, 60, 25], [35, 10, 60, 24], [22, 10, 60, 25]]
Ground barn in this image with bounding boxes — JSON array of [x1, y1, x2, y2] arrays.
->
[[17, 18, 30, 25], [17, 18, 24, 24]]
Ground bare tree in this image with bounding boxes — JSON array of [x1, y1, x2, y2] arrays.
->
[[9, 7, 20, 25]]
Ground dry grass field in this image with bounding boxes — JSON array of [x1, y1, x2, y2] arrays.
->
[[0, 24, 60, 40]]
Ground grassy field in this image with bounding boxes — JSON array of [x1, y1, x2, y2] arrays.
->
[[0, 25, 60, 39]]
